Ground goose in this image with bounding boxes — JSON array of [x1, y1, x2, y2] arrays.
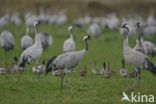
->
[[92, 61, 101, 75], [21, 27, 33, 50], [101, 62, 112, 78], [129, 71, 138, 78], [19, 21, 43, 68], [0, 67, 6, 74], [63, 26, 76, 53], [80, 65, 87, 77], [46, 34, 91, 92], [121, 23, 156, 88], [120, 59, 129, 78]]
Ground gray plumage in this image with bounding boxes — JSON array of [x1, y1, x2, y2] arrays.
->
[[63, 26, 76, 53], [46, 35, 90, 93], [46, 35, 90, 73], [0, 30, 14, 52], [87, 22, 101, 39], [121, 24, 156, 88], [21, 28, 33, 50], [134, 22, 156, 57], [19, 21, 43, 68], [38, 32, 53, 50], [143, 41, 156, 57]]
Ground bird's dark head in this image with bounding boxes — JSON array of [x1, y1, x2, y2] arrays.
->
[[83, 34, 91, 40], [34, 20, 41, 27], [121, 24, 128, 29], [136, 22, 140, 27], [120, 23, 129, 39], [68, 25, 74, 33]]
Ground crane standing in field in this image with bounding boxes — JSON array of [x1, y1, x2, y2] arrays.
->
[[21, 27, 33, 50], [46, 34, 91, 93], [63, 26, 76, 53], [133, 22, 147, 54], [0, 30, 15, 64], [0, 30, 14, 52], [19, 21, 43, 68], [121, 24, 156, 88], [134, 22, 156, 57]]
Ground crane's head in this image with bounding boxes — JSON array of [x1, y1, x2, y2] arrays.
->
[[136, 22, 140, 27], [83, 34, 91, 40], [34, 20, 41, 27], [68, 25, 74, 33], [120, 24, 129, 39]]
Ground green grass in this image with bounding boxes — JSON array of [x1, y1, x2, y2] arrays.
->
[[0, 24, 156, 104]]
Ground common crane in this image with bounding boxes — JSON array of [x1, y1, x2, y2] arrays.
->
[[19, 21, 43, 68], [121, 24, 156, 88], [63, 26, 76, 53], [46, 34, 91, 92]]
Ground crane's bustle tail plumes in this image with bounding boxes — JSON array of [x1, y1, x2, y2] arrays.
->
[[145, 59, 156, 74], [19, 55, 31, 68], [45, 56, 57, 74]]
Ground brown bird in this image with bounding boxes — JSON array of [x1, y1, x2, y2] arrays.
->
[[101, 62, 112, 78], [80, 65, 87, 77], [92, 61, 101, 75]]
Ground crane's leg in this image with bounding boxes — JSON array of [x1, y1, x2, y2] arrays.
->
[[137, 68, 141, 88], [60, 69, 66, 94], [16, 70, 23, 83], [34, 60, 40, 81], [35, 60, 38, 66]]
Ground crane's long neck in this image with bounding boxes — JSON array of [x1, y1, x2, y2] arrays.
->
[[34, 25, 41, 45], [69, 30, 74, 39], [70, 33, 73, 39], [123, 29, 131, 52], [124, 36, 129, 48], [34, 25, 38, 35], [84, 39, 89, 51], [26, 28, 29, 35]]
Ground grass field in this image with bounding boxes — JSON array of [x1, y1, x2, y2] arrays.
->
[[0, 24, 156, 104]]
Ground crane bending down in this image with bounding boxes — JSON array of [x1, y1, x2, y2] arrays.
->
[[19, 21, 43, 68], [46, 34, 90, 92], [63, 26, 76, 53], [121, 24, 156, 88]]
